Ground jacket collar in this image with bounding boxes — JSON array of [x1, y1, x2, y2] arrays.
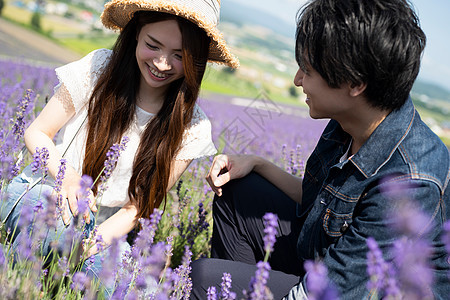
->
[[348, 97, 415, 178]]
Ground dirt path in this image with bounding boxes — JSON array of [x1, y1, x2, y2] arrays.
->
[[0, 18, 81, 66]]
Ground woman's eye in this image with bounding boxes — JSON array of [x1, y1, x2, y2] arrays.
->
[[174, 54, 182, 61], [146, 43, 158, 50]]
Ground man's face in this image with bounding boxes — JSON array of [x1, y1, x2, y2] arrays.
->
[[293, 65, 354, 121]]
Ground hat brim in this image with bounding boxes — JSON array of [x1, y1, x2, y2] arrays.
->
[[101, 0, 239, 68]]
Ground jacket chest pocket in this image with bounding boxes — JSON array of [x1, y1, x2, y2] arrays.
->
[[319, 190, 359, 241], [321, 208, 353, 238]]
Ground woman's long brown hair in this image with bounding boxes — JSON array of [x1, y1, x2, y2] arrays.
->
[[82, 11, 210, 220]]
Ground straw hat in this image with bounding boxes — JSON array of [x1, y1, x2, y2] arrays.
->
[[101, 0, 239, 68]]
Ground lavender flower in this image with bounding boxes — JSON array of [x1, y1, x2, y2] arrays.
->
[[172, 246, 193, 299], [366, 237, 401, 298], [12, 89, 33, 139], [31, 147, 49, 176], [0, 247, 6, 269], [17, 200, 34, 229], [157, 267, 178, 298], [98, 236, 124, 287], [165, 235, 174, 258], [391, 198, 431, 237], [58, 256, 70, 277], [178, 199, 210, 249], [366, 237, 387, 291], [132, 209, 163, 258], [0, 135, 19, 182], [71, 272, 90, 292], [197, 202, 209, 232], [392, 237, 434, 299], [262, 213, 278, 259], [207, 286, 218, 300], [53, 159, 66, 215], [77, 174, 93, 217], [304, 260, 339, 300], [16, 222, 34, 261], [220, 272, 236, 300], [443, 221, 450, 258], [245, 261, 272, 300], [40, 191, 58, 230], [97, 136, 130, 196], [384, 189, 435, 298]]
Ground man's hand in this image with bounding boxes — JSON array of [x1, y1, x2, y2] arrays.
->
[[205, 154, 258, 196]]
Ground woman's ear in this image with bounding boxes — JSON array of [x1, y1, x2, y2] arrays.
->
[[349, 82, 367, 97]]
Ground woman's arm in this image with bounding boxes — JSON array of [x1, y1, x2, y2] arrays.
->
[[24, 88, 95, 224], [206, 154, 303, 203], [85, 159, 192, 256]]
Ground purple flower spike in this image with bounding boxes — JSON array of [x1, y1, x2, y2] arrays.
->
[[366, 237, 386, 291], [53, 159, 67, 217], [71, 271, 90, 292], [304, 260, 339, 300], [392, 238, 434, 299], [220, 272, 236, 300], [133, 208, 162, 257], [442, 221, 450, 257], [98, 136, 130, 196], [245, 261, 272, 300], [77, 174, 93, 216], [207, 286, 218, 300], [12, 89, 33, 139], [173, 246, 193, 299], [31, 147, 49, 176], [263, 213, 278, 257], [366, 237, 400, 298]]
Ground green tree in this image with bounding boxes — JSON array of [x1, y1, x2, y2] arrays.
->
[[222, 66, 236, 74], [289, 85, 298, 97], [0, 0, 5, 16], [31, 11, 42, 31]]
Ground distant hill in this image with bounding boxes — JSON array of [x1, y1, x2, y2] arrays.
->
[[221, 1, 450, 102], [221, 0, 296, 38], [412, 80, 450, 102]]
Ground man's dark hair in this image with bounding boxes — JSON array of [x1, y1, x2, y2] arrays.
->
[[295, 0, 426, 111]]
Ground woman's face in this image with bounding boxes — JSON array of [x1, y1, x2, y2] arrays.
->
[[136, 19, 184, 93]]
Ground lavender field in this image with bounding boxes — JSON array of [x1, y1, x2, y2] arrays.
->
[[2, 58, 449, 299], [0, 58, 327, 298]]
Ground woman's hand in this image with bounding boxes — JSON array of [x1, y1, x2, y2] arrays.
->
[[59, 168, 97, 225], [206, 154, 258, 196], [81, 234, 101, 259]]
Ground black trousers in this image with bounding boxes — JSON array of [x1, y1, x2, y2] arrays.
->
[[191, 172, 304, 299]]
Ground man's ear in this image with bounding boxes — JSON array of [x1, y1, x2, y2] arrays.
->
[[349, 82, 367, 97]]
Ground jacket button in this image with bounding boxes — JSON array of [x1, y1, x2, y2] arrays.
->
[[340, 221, 349, 233]]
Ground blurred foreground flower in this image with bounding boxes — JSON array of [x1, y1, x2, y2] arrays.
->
[[304, 260, 339, 300]]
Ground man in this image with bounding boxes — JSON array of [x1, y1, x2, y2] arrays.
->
[[191, 0, 450, 298]]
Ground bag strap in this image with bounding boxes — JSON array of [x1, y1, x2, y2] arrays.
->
[[2, 114, 88, 225]]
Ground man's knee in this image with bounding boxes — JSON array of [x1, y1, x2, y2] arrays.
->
[[222, 172, 265, 193], [191, 258, 220, 299]]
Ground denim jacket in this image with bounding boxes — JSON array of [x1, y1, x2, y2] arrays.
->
[[296, 97, 450, 299]]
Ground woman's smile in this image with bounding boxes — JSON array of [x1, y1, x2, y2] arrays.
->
[[147, 64, 170, 80]]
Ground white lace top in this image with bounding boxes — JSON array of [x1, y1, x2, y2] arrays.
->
[[47, 49, 216, 207]]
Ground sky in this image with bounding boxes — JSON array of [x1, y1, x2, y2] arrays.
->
[[237, 0, 450, 91]]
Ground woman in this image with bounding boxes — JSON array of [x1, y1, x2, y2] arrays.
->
[[1, 0, 238, 260]]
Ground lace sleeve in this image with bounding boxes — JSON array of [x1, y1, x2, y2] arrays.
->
[[54, 48, 112, 114], [53, 82, 75, 114], [175, 104, 217, 160]]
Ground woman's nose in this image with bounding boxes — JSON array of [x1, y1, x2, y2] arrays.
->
[[153, 55, 172, 71]]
